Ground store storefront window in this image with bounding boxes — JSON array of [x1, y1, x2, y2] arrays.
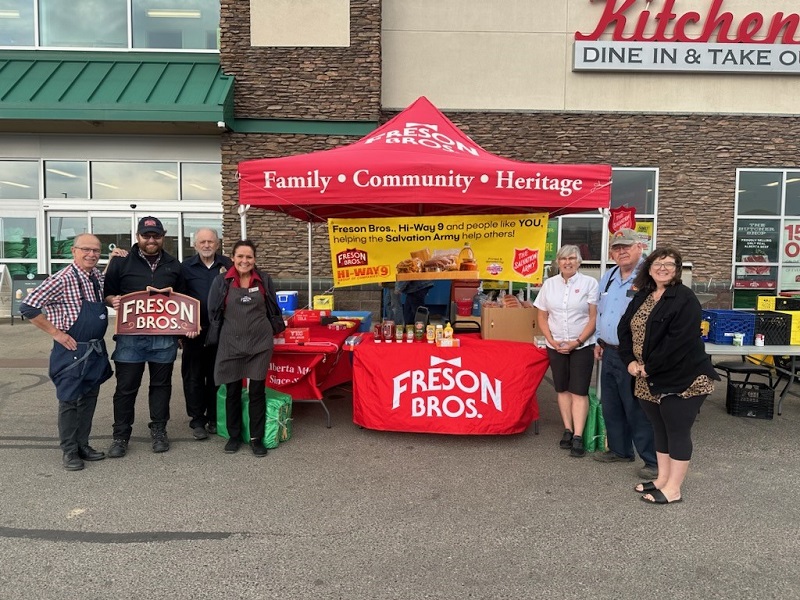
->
[[1, 216, 38, 276], [45, 161, 89, 199], [38, 0, 127, 48], [0, 160, 39, 199], [1, 0, 217, 50], [0, 0, 34, 46], [548, 168, 658, 264], [91, 161, 180, 200], [733, 169, 797, 307], [181, 162, 221, 201], [131, 0, 219, 50]]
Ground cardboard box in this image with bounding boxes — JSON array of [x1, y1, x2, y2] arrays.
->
[[480, 306, 540, 343], [313, 294, 334, 310], [290, 309, 331, 326]]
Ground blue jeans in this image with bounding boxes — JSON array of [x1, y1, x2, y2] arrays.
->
[[599, 347, 657, 466]]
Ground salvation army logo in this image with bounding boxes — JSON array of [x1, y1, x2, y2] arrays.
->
[[336, 247, 369, 268], [512, 247, 539, 278], [391, 355, 503, 419], [609, 205, 636, 232]]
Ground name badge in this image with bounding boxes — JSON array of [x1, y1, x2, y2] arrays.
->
[[248, 287, 259, 293]]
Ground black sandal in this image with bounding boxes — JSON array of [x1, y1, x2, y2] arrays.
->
[[634, 481, 658, 493]]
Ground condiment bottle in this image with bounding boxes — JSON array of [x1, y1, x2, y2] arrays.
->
[[443, 321, 454, 339], [426, 324, 436, 343], [435, 324, 444, 342]]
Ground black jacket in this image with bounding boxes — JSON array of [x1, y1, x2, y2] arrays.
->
[[181, 253, 232, 327], [618, 283, 719, 395], [103, 246, 185, 298]]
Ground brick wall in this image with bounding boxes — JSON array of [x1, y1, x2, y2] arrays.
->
[[220, 0, 381, 120]]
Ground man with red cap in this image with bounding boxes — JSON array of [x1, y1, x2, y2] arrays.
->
[[103, 216, 195, 457]]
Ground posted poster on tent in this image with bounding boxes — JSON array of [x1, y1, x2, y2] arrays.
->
[[328, 213, 548, 287]]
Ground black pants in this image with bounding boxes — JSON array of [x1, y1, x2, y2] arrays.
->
[[181, 334, 219, 428], [58, 387, 100, 454], [638, 394, 707, 461], [112, 361, 174, 440], [225, 379, 266, 441]]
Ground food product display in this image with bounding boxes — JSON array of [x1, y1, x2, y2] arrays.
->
[[397, 247, 468, 273]]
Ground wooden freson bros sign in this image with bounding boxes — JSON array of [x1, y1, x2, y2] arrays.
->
[[115, 287, 200, 335]]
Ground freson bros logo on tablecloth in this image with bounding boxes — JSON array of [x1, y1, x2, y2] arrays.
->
[[574, 0, 800, 74], [392, 356, 503, 419]]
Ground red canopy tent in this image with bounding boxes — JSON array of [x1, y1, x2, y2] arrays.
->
[[238, 96, 612, 221]]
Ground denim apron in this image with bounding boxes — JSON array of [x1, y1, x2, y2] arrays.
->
[[49, 266, 113, 402]]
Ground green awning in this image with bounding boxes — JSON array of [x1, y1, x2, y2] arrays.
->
[[0, 51, 233, 125]]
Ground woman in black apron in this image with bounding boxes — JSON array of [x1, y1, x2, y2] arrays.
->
[[209, 240, 275, 457]]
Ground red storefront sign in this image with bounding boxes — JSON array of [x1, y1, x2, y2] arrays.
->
[[577, 0, 800, 44], [116, 288, 200, 335]]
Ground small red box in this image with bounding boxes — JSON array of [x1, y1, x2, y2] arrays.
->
[[290, 309, 331, 326], [284, 327, 311, 343]]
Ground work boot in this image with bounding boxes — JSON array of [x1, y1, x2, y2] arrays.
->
[[150, 423, 170, 453], [78, 445, 106, 461], [62, 452, 85, 471]]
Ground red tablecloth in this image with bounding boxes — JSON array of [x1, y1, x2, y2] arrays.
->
[[268, 325, 353, 399], [352, 334, 549, 434]]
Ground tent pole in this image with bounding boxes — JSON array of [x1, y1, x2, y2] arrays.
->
[[596, 207, 610, 401], [238, 204, 250, 240], [308, 222, 313, 308]]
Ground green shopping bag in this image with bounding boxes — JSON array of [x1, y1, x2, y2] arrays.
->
[[583, 388, 607, 453], [216, 384, 293, 448]]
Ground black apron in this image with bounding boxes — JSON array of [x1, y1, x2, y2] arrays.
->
[[49, 267, 113, 402]]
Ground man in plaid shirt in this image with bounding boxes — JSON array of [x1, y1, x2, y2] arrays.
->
[[21, 234, 126, 471]]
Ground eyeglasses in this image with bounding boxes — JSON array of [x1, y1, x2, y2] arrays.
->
[[610, 245, 631, 252], [139, 233, 163, 240], [74, 247, 101, 255], [652, 261, 677, 270]]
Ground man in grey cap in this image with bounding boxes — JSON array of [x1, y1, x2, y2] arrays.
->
[[593, 228, 658, 480]]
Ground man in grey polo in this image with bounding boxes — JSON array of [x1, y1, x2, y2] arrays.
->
[[593, 228, 658, 480]]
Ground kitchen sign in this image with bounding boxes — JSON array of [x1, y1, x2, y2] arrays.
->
[[574, 0, 800, 74], [115, 287, 200, 336]]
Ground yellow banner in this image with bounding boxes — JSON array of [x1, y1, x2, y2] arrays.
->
[[329, 213, 549, 287]]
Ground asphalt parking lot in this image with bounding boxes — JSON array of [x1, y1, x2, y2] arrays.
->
[[1, 318, 799, 599]]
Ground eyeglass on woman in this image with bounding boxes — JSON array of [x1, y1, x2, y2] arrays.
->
[[74, 247, 101, 255], [652, 261, 677, 270]]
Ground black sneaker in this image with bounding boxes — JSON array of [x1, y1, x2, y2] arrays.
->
[[150, 424, 170, 453], [62, 452, 85, 471], [570, 435, 586, 458], [224, 438, 241, 454], [559, 429, 573, 449], [206, 422, 217, 435], [192, 426, 209, 440], [250, 439, 268, 457], [108, 439, 128, 458]]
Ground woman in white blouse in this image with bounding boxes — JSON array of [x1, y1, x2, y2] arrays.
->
[[533, 245, 599, 457]]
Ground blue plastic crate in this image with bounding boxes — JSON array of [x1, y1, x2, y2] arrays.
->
[[702, 309, 755, 345]]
